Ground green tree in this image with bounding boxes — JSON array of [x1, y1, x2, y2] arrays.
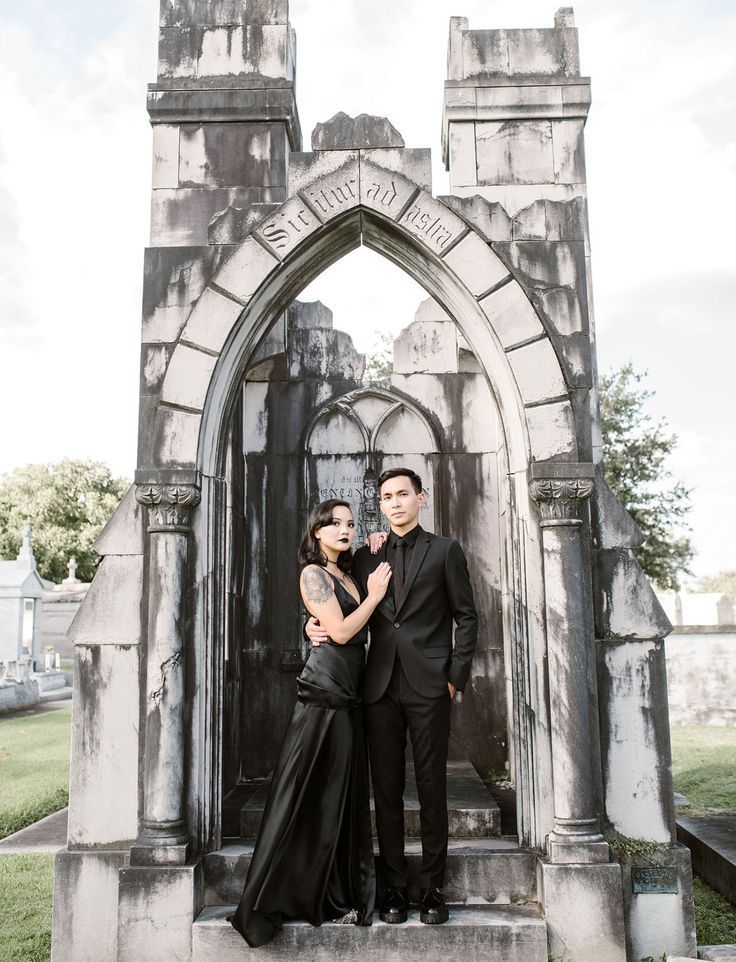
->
[[599, 363, 693, 590], [698, 569, 736, 597], [363, 331, 394, 381], [0, 460, 129, 583]]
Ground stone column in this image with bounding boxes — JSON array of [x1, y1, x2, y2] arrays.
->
[[530, 464, 608, 863], [131, 479, 201, 866]]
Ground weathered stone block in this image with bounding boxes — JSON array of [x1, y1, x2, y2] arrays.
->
[[442, 231, 509, 296], [288, 149, 359, 196], [52, 850, 127, 962], [152, 406, 202, 467], [215, 235, 280, 298], [141, 343, 175, 397], [159, 1, 247, 27], [68, 556, 144, 646], [448, 122, 477, 188], [207, 202, 278, 245], [142, 246, 229, 342], [476, 120, 555, 186], [362, 148, 432, 194], [479, 280, 544, 349], [196, 24, 290, 80], [539, 861, 626, 962], [393, 320, 458, 375], [618, 844, 697, 961], [287, 329, 364, 381], [118, 863, 203, 962], [595, 548, 672, 640], [360, 159, 416, 224], [288, 300, 333, 329], [507, 338, 567, 405], [157, 25, 200, 79], [438, 194, 512, 242], [151, 186, 283, 247], [591, 476, 644, 550], [151, 124, 180, 189], [300, 156, 360, 223], [527, 400, 577, 462], [511, 197, 586, 241], [180, 287, 243, 354], [93, 485, 146, 556], [599, 639, 676, 843], [253, 194, 321, 260], [552, 118, 586, 184], [161, 343, 218, 410], [400, 194, 467, 257], [179, 122, 286, 188], [311, 112, 404, 150]]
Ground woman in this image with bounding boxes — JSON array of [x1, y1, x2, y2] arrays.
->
[[228, 499, 392, 947]]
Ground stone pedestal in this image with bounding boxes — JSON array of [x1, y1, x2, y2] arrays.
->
[[118, 863, 203, 962], [539, 860, 626, 962]]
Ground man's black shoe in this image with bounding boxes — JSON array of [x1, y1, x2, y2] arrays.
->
[[379, 887, 409, 924], [420, 887, 449, 924]]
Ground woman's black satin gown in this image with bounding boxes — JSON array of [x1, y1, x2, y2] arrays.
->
[[228, 573, 375, 947]]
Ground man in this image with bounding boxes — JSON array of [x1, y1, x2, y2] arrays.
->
[[307, 467, 478, 925]]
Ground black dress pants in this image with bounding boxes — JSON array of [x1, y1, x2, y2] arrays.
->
[[365, 657, 451, 890]]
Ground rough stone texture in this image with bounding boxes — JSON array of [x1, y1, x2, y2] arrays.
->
[[118, 864, 203, 962], [599, 639, 676, 844], [595, 548, 672, 640], [539, 861, 626, 962], [617, 843, 697, 961], [699, 948, 736, 961], [193, 905, 548, 962], [67, 556, 144, 647], [205, 838, 534, 907], [207, 201, 278, 245], [439, 193, 512, 242], [311, 112, 405, 150], [52, 851, 128, 962], [67, 644, 140, 846]]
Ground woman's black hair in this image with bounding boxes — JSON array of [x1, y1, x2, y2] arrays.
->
[[298, 499, 354, 572]]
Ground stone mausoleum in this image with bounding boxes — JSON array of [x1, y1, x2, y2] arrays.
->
[[52, 4, 696, 961]]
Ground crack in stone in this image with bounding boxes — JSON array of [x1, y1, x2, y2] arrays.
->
[[150, 651, 182, 706]]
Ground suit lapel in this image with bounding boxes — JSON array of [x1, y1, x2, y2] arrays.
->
[[375, 537, 396, 620], [395, 530, 431, 618]]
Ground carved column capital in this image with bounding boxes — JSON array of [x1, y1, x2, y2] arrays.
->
[[135, 483, 201, 533], [529, 477, 594, 526]]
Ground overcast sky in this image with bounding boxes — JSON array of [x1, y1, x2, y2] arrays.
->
[[0, 0, 734, 579]]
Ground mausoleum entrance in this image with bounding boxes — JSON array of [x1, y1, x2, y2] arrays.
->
[[218, 287, 512, 840]]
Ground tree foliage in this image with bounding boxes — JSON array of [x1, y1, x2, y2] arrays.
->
[[698, 569, 736, 598], [363, 331, 394, 381], [599, 363, 693, 590], [0, 460, 129, 583]]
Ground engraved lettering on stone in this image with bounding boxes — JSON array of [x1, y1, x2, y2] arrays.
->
[[403, 204, 454, 249], [307, 179, 358, 216], [365, 180, 398, 208], [261, 209, 312, 251]]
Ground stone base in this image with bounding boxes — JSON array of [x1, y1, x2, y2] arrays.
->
[[118, 862, 203, 962], [52, 849, 128, 962], [538, 859, 627, 962], [547, 835, 610, 864], [129, 840, 190, 866], [193, 904, 548, 961], [617, 842, 697, 960]]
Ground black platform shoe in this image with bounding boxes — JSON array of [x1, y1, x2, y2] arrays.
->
[[379, 886, 409, 924], [420, 887, 449, 924]]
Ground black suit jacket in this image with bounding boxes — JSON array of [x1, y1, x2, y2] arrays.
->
[[352, 527, 478, 702]]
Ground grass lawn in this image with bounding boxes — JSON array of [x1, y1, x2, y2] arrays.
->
[[0, 707, 71, 839], [0, 854, 53, 962], [670, 724, 736, 814]]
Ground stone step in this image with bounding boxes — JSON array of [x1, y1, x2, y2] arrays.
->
[[192, 904, 548, 962], [204, 838, 536, 907], [239, 760, 502, 839]]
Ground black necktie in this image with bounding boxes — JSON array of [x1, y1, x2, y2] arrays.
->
[[394, 538, 406, 606]]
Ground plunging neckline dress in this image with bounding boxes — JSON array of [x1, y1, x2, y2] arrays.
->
[[228, 569, 375, 947]]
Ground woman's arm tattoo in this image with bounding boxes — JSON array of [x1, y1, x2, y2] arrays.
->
[[303, 567, 334, 604]]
